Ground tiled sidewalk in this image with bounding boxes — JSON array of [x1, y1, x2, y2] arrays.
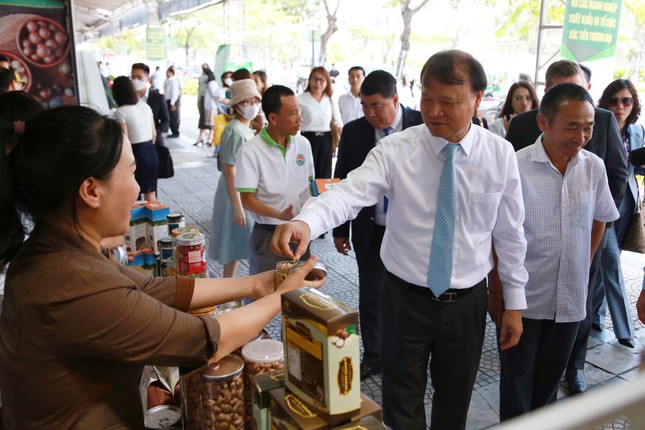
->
[[159, 132, 645, 430]]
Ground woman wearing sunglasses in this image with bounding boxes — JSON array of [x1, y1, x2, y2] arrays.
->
[[592, 79, 644, 348]]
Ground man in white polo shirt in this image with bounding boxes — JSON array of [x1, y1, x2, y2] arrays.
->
[[235, 85, 315, 274]]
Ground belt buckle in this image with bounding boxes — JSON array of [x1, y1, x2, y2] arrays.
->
[[315, 131, 324, 136], [432, 291, 458, 303]]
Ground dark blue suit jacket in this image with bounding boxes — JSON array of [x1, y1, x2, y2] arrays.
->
[[505, 107, 627, 208], [332, 106, 423, 257], [147, 90, 170, 146]]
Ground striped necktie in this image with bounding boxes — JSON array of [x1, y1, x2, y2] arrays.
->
[[427, 143, 460, 297]]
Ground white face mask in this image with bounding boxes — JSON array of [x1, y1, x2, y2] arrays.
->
[[237, 104, 260, 120], [132, 78, 147, 92], [224, 77, 233, 87]]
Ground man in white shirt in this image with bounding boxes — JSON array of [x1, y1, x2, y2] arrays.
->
[[497, 83, 618, 420], [271, 50, 528, 430], [338, 66, 365, 124], [235, 85, 315, 274], [164, 66, 182, 138]]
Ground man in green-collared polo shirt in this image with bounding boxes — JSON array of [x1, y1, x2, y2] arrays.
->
[[235, 85, 315, 274]]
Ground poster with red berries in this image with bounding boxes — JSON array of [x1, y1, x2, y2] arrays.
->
[[0, 0, 77, 107]]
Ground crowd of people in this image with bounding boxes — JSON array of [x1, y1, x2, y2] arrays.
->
[[1, 50, 645, 430]]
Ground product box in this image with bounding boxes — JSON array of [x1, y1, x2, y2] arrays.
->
[[127, 251, 145, 267], [253, 369, 285, 430], [311, 178, 341, 197], [146, 221, 168, 254], [142, 201, 170, 222], [125, 204, 147, 253], [282, 287, 360, 422], [269, 388, 381, 429]]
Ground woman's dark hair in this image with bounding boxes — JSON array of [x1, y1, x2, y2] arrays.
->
[[0, 91, 44, 150], [253, 70, 268, 93], [0, 67, 16, 91], [305, 67, 333, 97], [205, 69, 216, 83], [499, 81, 539, 118], [598, 79, 641, 126], [0, 106, 124, 270], [112, 76, 139, 106]]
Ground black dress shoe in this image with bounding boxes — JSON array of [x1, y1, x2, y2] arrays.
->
[[592, 322, 602, 332], [565, 369, 587, 394], [360, 363, 381, 381], [167, 133, 180, 138], [618, 338, 635, 348]]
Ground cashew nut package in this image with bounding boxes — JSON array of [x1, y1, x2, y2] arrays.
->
[[281, 287, 360, 421]]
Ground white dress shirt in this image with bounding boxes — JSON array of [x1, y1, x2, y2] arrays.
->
[[517, 137, 619, 322], [164, 76, 181, 105], [298, 92, 343, 132], [338, 91, 363, 124], [296, 124, 529, 309], [373, 105, 403, 226]]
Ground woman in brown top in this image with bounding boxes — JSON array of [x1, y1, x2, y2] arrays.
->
[[0, 106, 324, 429]]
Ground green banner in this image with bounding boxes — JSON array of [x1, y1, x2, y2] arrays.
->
[[561, 0, 622, 62], [146, 26, 165, 62]]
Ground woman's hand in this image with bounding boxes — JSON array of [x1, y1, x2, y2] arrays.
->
[[233, 206, 246, 227], [249, 270, 277, 299], [276, 256, 325, 294], [503, 114, 516, 132]]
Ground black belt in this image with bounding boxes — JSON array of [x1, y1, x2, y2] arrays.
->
[[254, 223, 277, 232], [403, 275, 485, 303], [302, 131, 331, 137]]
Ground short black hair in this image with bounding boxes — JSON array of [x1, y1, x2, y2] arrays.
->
[[262, 85, 295, 116], [360, 70, 397, 99], [539, 82, 594, 123], [166, 66, 175, 75], [112, 76, 139, 106], [420, 50, 487, 93], [131, 62, 150, 75], [348, 66, 365, 77]]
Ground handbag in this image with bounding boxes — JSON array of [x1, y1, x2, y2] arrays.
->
[[330, 120, 340, 155], [621, 211, 645, 253], [156, 143, 174, 179]]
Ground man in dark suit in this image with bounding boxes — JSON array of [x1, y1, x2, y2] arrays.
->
[[333, 70, 423, 380], [131, 63, 170, 147], [505, 60, 627, 394]]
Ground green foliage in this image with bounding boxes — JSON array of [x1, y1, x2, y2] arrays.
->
[[180, 77, 198, 96]]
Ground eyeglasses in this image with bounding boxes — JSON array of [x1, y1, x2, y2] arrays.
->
[[608, 97, 633, 107], [310, 77, 326, 83]]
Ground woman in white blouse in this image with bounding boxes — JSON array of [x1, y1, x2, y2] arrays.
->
[[298, 67, 343, 178], [112, 76, 158, 202]]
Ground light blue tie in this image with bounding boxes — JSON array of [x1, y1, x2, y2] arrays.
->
[[427, 143, 460, 297]]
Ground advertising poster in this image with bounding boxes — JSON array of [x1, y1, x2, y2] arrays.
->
[[0, 0, 77, 107], [561, 0, 622, 62]]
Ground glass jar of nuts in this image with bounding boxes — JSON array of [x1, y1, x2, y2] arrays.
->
[[241, 339, 285, 429], [200, 355, 245, 430]]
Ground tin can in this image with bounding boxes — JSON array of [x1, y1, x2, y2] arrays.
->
[[166, 213, 185, 236], [275, 260, 328, 288], [157, 237, 174, 276], [144, 404, 181, 429], [201, 355, 245, 430], [175, 232, 207, 277]]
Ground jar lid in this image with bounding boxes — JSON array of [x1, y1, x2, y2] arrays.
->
[[175, 232, 205, 246], [144, 405, 181, 429], [167, 212, 184, 220], [158, 237, 173, 245], [242, 339, 284, 363], [201, 354, 244, 380], [286, 260, 328, 280], [171, 226, 199, 237]]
